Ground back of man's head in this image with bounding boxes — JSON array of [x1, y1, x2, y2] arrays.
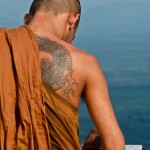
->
[[29, 0, 81, 16]]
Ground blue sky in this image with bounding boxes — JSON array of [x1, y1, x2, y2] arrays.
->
[[1, 0, 148, 25], [0, 0, 150, 49], [0, 0, 96, 28], [0, 0, 132, 26], [0, 0, 150, 37]]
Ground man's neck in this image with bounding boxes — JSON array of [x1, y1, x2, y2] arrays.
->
[[28, 12, 69, 40]]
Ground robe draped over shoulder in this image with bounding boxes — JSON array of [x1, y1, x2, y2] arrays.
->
[[0, 25, 50, 150], [43, 85, 82, 150]]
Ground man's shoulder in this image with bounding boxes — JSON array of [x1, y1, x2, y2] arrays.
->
[[67, 45, 101, 74], [71, 46, 99, 65], [51, 37, 100, 68]]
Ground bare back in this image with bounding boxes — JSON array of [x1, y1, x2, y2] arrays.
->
[[35, 34, 89, 109], [34, 33, 125, 150]]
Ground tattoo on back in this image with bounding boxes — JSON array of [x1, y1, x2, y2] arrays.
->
[[35, 34, 79, 100]]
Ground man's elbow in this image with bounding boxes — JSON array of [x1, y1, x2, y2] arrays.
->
[[82, 128, 125, 150], [113, 134, 125, 150], [103, 133, 125, 150]]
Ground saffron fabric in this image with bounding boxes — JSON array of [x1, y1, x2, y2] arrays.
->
[[0, 26, 50, 150], [43, 85, 82, 150]]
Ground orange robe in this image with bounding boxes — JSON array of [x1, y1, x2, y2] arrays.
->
[[44, 85, 82, 150], [0, 26, 50, 150]]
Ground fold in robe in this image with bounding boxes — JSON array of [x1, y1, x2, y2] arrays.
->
[[0, 26, 50, 150], [43, 85, 82, 150]]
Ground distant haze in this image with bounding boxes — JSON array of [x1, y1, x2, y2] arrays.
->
[[0, 0, 150, 38], [78, 0, 150, 37]]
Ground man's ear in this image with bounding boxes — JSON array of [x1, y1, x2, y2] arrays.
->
[[24, 13, 32, 25], [67, 13, 80, 30]]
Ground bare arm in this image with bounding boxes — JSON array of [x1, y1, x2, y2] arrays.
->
[[83, 56, 125, 150]]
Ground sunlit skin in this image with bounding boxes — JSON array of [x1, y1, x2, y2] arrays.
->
[[24, 8, 125, 150]]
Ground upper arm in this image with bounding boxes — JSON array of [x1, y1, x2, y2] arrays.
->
[[83, 56, 124, 148]]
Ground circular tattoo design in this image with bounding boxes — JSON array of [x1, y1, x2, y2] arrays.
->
[[35, 34, 78, 99]]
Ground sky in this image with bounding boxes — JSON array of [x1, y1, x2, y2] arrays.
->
[[0, 0, 94, 28], [0, 0, 150, 37], [0, 0, 97, 34]]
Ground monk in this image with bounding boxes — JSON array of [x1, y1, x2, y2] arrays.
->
[[25, 0, 125, 149], [0, 0, 125, 149]]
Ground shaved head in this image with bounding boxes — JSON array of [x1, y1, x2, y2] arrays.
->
[[29, 0, 81, 16]]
